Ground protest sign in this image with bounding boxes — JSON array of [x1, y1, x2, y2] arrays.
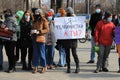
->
[[54, 16, 86, 39], [115, 26, 120, 44]]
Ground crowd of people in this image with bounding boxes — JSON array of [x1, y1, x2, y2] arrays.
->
[[0, 4, 120, 74]]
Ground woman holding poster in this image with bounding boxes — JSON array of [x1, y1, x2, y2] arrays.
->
[[115, 23, 120, 73], [64, 7, 80, 73]]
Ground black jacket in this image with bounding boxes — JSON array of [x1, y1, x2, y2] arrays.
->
[[0, 20, 4, 44], [89, 12, 103, 36], [20, 20, 32, 47], [57, 39, 77, 48]]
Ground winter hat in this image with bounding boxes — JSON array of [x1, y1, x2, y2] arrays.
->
[[16, 10, 24, 19], [46, 11, 53, 17], [16, 10, 24, 24], [95, 4, 101, 8], [32, 8, 38, 14], [35, 9, 44, 15], [3, 9, 13, 17], [104, 11, 112, 19], [49, 9, 54, 14], [66, 7, 74, 14]]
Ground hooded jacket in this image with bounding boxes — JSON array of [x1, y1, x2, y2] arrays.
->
[[16, 10, 24, 39], [94, 20, 115, 46]]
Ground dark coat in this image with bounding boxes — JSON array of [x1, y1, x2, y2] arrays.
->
[[0, 20, 3, 44], [19, 20, 33, 47], [89, 12, 103, 36], [57, 39, 77, 48]]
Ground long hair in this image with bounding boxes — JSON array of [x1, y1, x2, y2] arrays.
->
[[21, 10, 34, 22]]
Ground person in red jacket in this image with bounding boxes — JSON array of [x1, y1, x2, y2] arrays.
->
[[94, 11, 115, 73]]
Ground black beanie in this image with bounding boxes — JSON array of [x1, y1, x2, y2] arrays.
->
[[31, 8, 38, 14], [104, 11, 112, 19], [95, 4, 101, 8]]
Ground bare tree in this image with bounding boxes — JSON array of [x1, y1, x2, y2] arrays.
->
[[116, 0, 120, 14], [39, 0, 41, 8], [66, 0, 70, 7], [56, 0, 63, 11]]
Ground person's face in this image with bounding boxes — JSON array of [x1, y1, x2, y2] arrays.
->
[[114, 15, 118, 19], [95, 8, 101, 13], [25, 12, 30, 21], [107, 15, 112, 22]]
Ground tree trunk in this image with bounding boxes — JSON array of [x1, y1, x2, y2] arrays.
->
[[116, 0, 120, 13], [39, 0, 41, 8], [26, 0, 29, 10], [66, 0, 70, 8], [51, 0, 56, 13], [56, 0, 63, 12]]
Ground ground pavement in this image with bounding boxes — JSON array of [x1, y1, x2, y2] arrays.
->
[[0, 41, 120, 80]]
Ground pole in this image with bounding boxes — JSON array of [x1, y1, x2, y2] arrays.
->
[[86, 0, 90, 14], [71, 0, 75, 13]]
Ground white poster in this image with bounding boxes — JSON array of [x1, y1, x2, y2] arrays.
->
[[54, 16, 86, 39]]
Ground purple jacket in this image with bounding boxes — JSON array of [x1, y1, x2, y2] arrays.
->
[[115, 26, 120, 44]]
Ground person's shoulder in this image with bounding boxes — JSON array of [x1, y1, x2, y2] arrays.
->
[[97, 20, 103, 24]]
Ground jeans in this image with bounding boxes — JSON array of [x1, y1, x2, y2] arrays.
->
[[90, 36, 95, 61], [58, 45, 66, 66], [32, 39, 46, 67], [45, 45, 55, 66], [97, 44, 111, 69], [0, 44, 3, 65]]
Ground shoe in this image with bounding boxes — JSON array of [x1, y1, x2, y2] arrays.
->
[[117, 70, 120, 73], [64, 64, 67, 67], [50, 65, 55, 70], [67, 68, 71, 73], [102, 68, 109, 72], [56, 64, 64, 67], [87, 60, 94, 64], [75, 68, 80, 73], [0, 65, 3, 71], [20, 61, 22, 64], [94, 69, 99, 73], [5, 69, 16, 73], [94, 68, 102, 73], [53, 63, 56, 66]]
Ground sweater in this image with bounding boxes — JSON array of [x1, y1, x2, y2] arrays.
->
[[94, 20, 115, 46]]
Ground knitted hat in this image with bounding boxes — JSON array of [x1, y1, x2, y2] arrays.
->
[[32, 8, 38, 14], [95, 4, 101, 8], [49, 9, 54, 14], [35, 9, 44, 15], [66, 7, 74, 14], [104, 11, 112, 19], [46, 11, 53, 17]]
